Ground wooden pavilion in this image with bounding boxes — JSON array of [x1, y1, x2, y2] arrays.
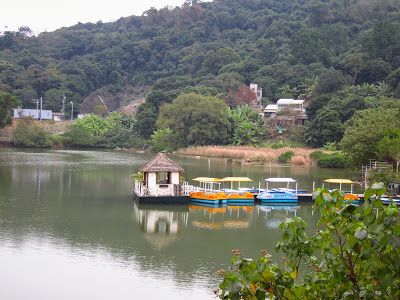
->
[[133, 153, 189, 204]]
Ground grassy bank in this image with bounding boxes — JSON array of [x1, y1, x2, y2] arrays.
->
[[175, 145, 316, 165]]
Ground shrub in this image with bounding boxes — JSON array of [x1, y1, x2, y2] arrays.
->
[[151, 128, 178, 152], [309, 150, 323, 160], [270, 140, 287, 149], [98, 127, 147, 149], [13, 118, 53, 148], [317, 152, 349, 168], [323, 141, 339, 151], [218, 184, 400, 299], [62, 123, 97, 147], [278, 151, 295, 163]]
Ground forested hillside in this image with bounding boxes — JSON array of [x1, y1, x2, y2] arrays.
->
[[1, 0, 400, 146]]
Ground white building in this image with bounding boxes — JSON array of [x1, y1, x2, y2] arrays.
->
[[13, 108, 53, 120], [276, 99, 304, 111], [263, 99, 305, 117], [250, 83, 263, 104]]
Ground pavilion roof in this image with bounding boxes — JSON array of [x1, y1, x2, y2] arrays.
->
[[140, 152, 184, 172]]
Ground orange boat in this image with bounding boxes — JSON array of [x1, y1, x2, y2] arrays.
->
[[189, 191, 228, 204], [226, 192, 255, 205]]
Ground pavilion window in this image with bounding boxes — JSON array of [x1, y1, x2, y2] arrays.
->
[[156, 172, 170, 184]]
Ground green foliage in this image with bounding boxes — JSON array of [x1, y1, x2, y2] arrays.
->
[[306, 83, 392, 147], [63, 112, 145, 148], [151, 128, 177, 153], [367, 168, 400, 186], [270, 140, 287, 149], [304, 108, 344, 147], [2, 1, 400, 124], [341, 107, 400, 165], [219, 186, 400, 299], [156, 93, 231, 148], [98, 127, 146, 149], [376, 130, 400, 173], [316, 152, 349, 168], [13, 118, 53, 148], [0, 92, 18, 129], [62, 123, 97, 147], [309, 150, 323, 161], [322, 142, 339, 151], [136, 102, 158, 139], [278, 151, 295, 164], [230, 105, 265, 145], [74, 114, 109, 136], [2, 1, 400, 150]]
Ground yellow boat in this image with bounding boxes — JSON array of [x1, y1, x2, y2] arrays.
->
[[323, 179, 361, 203], [220, 177, 255, 204], [190, 177, 227, 204]]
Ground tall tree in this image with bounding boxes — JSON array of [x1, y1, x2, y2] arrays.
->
[[0, 92, 18, 129], [156, 93, 231, 147]]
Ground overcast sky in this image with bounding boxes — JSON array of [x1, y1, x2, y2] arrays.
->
[[1, 0, 189, 34]]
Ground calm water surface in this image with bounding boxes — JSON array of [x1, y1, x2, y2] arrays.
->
[[0, 149, 354, 299]]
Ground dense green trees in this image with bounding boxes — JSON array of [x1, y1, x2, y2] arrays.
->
[[63, 112, 145, 148], [1, 0, 400, 155], [156, 93, 231, 148], [1, 0, 400, 118], [341, 105, 400, 165], [0, 92, 18, 128], [230, 105, 265, 145]]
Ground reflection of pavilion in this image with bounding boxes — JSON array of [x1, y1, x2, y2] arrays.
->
[[189, 204, 254, 230], [133, 203, 189, 250]]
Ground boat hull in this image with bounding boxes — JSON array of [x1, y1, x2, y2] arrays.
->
[[257, 191, 298, 203], [227, 198, 254, 205], [226, 192, 255, 205], [190, 198, 227, 205]]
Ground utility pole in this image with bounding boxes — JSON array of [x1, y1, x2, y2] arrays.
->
[[61, 95, 66, 114], [39, 97, 43, 121], [70, 101, 74, 121], [33, 98, 39, 120]]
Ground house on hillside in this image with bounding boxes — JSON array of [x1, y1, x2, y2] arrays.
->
[[250, 83, 263, 105], [263, 98, 308, 127]]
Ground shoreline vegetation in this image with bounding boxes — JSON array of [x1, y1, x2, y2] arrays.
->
[[175, 145, 316, 166]]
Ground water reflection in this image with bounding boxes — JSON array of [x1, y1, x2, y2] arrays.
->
[[0, 149, 347, 300], [258, 205, 300, 229], [134, 203, 189, 250]]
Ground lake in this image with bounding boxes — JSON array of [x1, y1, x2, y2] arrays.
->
[[0, 149, 354, 299]]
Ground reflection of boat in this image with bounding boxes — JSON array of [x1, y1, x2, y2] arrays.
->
[[258, 205, 300, 229], [257, 178, 299, 203], [220, 177, 255, 204], [189, 203, 252, 230], [188, 204, 227, 213], [323, 179, 361, 204]]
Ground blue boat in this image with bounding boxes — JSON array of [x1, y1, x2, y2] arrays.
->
[[381, 197, 400, 206], [257, 178, 299, 203]]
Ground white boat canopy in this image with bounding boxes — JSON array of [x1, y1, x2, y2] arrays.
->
[[265, 178, 296, 183], [265, 178, 298, 194], [220, 177, 253, 190]]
